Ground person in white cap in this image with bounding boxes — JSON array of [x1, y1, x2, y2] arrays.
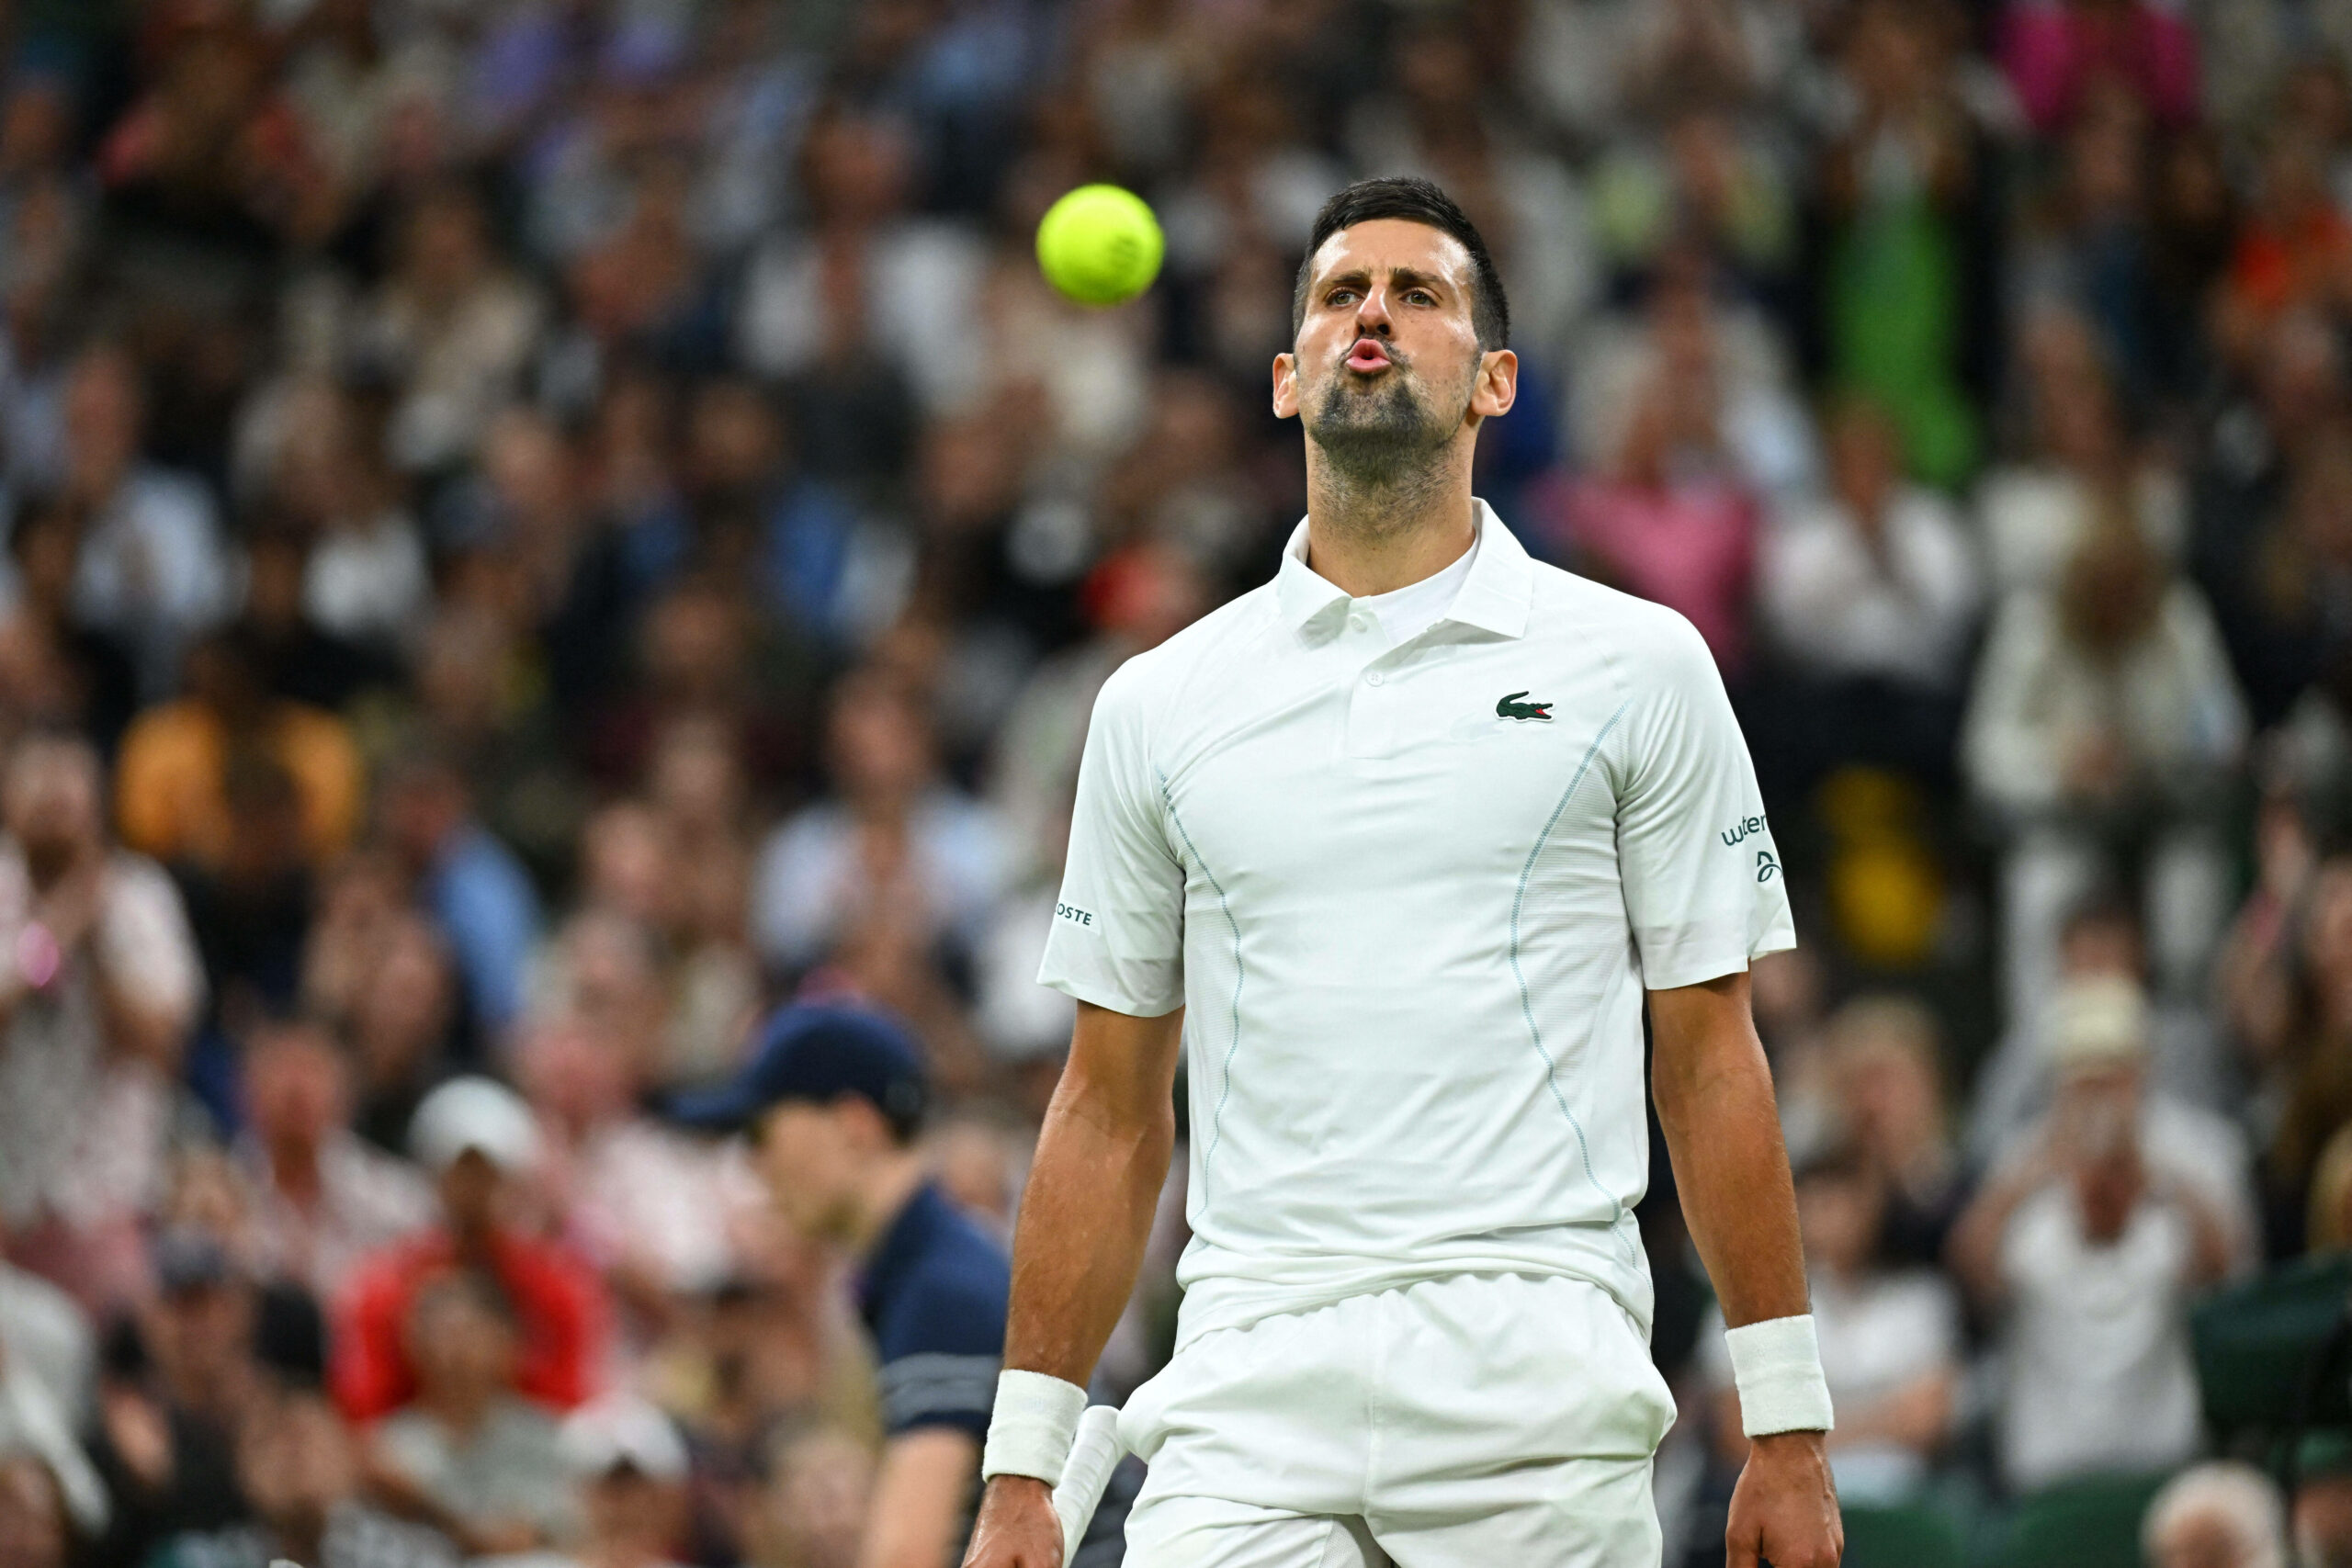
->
[[556, 1398, 693, 1568], [329, 1077, 610, 1422], [1950, 975, 2240, 1491]]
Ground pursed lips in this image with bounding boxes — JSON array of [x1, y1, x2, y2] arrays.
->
[[1345, 337, 1394, 373]]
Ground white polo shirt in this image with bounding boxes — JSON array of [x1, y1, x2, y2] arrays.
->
[[1038, 501, 1793, 1348]]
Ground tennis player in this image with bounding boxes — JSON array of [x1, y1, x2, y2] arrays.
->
[[966, 177, 1840, 1568]]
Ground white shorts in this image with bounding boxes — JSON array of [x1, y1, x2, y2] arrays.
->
[[1116, 1272, 1677, 1568]]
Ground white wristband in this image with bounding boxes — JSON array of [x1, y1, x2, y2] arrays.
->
[[1724, 1314, 1835, 1437], [981, 1370, 1089, 1483]]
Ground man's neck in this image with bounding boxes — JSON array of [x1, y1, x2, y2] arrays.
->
[[844, 1151, 928, 1258], [1302, 450, 1478, 598], [269, 1135, 324, 1202], [424, 1382, 499, 1438]]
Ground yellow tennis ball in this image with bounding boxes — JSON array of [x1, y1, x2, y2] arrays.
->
[[1036, 185, 1164, 307]]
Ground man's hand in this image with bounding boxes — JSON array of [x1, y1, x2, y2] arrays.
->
[[962, 1475, 1063, 1568], [1726, 1430, 1841, 1568]]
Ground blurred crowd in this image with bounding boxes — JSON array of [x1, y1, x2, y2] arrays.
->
[[17, 0, 2352, 1565]]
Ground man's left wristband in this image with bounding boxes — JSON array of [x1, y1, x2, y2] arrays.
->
[[980, 1369, 1088, 1483], [1724, 1314, 1836, 1438]]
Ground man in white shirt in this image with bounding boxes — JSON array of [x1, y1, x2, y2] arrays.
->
[[965, 178, 1839, 1568]]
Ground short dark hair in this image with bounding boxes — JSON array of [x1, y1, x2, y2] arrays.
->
[[1292, 177, 1510, 351]]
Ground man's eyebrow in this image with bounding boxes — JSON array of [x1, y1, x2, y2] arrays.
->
[[1313, 264, 1451, 296]]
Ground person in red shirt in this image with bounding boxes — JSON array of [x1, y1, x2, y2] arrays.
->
[[331, 1077, 609, 1422]]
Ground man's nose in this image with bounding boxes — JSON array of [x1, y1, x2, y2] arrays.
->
[[1355, 288, 1394, 336]]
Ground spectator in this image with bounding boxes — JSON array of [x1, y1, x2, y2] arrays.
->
[[1551, 353, 1764, 678], [245, 378, 431, 654], [87, 1231, 267, 1568], [114, 628, 365, 875], [233, 525, 395, 715], [365, 1271, 577, 1554], [2143, 1461, 2287, 1568], [48, 345, 230, 697], [1824, 996, 1966, 1269], [1978, 320, 2186, 595], [0, 732, 202, 1310], [353, 184, 545, 475], [2218, 125, 2352, 353], [1962, 518, 2245, 1020], [675, 1006, 1006, 1568], [1999, 0, 2201, 136], [1815, 0, 1992, 490], [1758, 398, 1983, 784], [1973, 898, 2249, 1196], [514, 926, 741, 1317], [1950, 978, 2239, 1491], [1703, 1145, 1960, 1506], [377, 752, 541, 1042], [0, 501, 140, 758], [0, 1243, 92, 1456], [638, 721, 763, 1084], [332, 1077, 608, 1423], [552, 1398, 692, 1568], [153, 1385, 458, 1568], [0, 1243, 105, 1537], [235, 1016, 433, 1302], [752, 667, 1009, 996]]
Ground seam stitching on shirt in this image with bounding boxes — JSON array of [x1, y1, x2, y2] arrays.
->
[[1159, 771, 1243, 1193], [1510, 698, 1634, 1235]]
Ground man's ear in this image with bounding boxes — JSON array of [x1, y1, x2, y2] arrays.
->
[[1469, 347, 1518, 422], [1272, 352, 1299, 420]]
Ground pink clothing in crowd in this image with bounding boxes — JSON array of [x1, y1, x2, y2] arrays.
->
[[1549, 476, 1758, 677], [1999, 0, 2200, 134]]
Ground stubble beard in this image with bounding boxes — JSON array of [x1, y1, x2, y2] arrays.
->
[[1303, 355, 1468, 529]]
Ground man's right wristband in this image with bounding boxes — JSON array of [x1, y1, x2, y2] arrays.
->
[[980, 1369, 1088, 1483]]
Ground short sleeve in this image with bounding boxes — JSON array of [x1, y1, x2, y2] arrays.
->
[[1036, 662, 1185, 1016], [1614, 615, 1795, 989], [875, 1269, 1005, 1438]]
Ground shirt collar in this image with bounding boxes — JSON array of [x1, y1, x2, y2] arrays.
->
[[1272, 498, 1533, 640]]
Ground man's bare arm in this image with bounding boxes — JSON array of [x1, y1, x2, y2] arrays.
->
[[965, 1000, 1183, 1568], [1650, 971, 1840, 1568], [1003, 1000, 1185, 1378], [861, 1429, 979, 1568], [1649, 974, 1809, 1326]]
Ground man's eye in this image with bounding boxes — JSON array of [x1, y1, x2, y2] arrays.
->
[[1404, 289, 1436, 305], [1327, 289, 1358, 307]]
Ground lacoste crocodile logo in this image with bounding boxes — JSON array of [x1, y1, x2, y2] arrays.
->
[[1496, 691, 1554, 722]]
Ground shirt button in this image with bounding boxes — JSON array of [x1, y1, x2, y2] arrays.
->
[[1366, 671, 1385, 686], [1350, 614, 1370, 631]]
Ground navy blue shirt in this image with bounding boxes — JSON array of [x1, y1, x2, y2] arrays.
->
[[859, 1182, 1011, 1438]]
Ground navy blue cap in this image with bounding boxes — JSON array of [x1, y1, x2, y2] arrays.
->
[[671, 1003, 928, 1133]]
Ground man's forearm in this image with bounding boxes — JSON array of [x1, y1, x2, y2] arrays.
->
[[1650, 977, 1809, 1327], [1002, 1009, 1182, 1382]]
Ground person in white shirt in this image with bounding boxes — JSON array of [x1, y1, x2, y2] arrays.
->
[[1764, 400, 1982, 691], [1950, 977, 2237, 1493], [966, 178, 1838, 1568]]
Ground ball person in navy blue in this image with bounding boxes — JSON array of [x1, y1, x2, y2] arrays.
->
[[678, 1005, 1011, 1567]]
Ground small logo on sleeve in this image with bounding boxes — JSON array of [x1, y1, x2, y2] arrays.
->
[[1496, 691, 1554, 722], [1056, 902, 1094, 927], [1721, 813, 1770, 847], [1756, 850, 1779, 883]]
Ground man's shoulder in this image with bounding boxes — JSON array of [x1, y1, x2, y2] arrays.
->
[[1521, 560, 1717, 685], [1095, 585, 1279, 716], [871, 1202, 1009, 1358]]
